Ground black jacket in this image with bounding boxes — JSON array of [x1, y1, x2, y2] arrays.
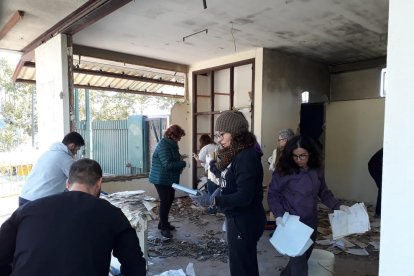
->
[[0, 191, 146, 276]]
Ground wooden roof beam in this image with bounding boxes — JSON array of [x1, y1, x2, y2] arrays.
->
[[73, 44, 188, 73], [0, 10, 24, 40]]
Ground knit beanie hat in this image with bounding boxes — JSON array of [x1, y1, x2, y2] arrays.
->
[[215, 110, 249, 135]]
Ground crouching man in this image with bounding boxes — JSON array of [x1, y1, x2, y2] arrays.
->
[[0, 158, 146, 276]]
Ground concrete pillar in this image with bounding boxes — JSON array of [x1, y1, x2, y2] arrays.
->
[[35, 34, 71, 150], [380, 1, 414, 274]]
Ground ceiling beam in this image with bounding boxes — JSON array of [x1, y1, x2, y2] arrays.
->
[[21, 0, 132, 54], [330, 57, 387, 74], [73, 68, 184, 87], [21, 61, 184, 87], [11, 50, 34, 82], [73, 44, 189, 73], [0, 10, 25, 40], [75, 85, 184, 99]]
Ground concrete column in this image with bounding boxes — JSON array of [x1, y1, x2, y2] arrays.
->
[[380, 1, 414, 274], [35, 34, 71, 150]]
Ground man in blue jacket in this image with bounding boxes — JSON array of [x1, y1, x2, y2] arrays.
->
[[19, 131, 85, 206]]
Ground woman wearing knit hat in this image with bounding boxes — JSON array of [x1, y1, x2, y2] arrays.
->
[[193, 110, 266, 276]]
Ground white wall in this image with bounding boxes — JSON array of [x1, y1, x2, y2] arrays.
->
[[35, 34, 70, 150], [325, 99, 385, 203], [380, 1, 414, 274]]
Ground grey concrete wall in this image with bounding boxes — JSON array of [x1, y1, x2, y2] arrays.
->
[[261, 49, 330, 201], [330, 67, 383, 101]]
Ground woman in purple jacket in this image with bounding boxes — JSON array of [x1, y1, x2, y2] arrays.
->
[[268, 135, 349, 276]]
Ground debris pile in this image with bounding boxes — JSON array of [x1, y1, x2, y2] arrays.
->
[[315, 200, 380, 259]]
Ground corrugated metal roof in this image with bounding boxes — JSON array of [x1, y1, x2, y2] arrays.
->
[[15, 56, 186, 98]]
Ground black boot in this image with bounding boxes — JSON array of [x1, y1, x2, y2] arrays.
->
[[161, 229, 173, 239], [158, 222, 176, 231]]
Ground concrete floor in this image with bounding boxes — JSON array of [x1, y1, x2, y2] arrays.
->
[[146, 197, 379, 276]]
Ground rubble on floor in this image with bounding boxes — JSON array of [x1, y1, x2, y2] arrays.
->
[[315, 200, 380, 260], [148, 197, 380, 265]]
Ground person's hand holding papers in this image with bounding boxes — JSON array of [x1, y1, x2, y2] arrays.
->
[[190, 188, 221, 207], [339, 205, 351, 214], [276, 217, 285, 227]]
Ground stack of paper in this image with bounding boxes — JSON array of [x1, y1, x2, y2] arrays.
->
[[269, 212, 314, 257], [172, 183, 200, 196], [328, 202, 371, 240]]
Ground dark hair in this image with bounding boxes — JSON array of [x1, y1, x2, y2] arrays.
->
[[276, 135, 321, 175], [164, 124, 185, 140], [68, 158, 102, 187], [62, 132, 85, 147], [232, 130, 257, 148], [199, 134, 214, 149]]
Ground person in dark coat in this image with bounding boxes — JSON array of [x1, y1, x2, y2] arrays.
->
[[149, 124, 186, 239], [368, 148, 383, 218], [268, 135, 350, 276], [193, 110, 266, 276], [0, 158, 146, 276]]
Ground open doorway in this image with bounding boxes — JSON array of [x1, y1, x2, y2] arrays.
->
[[300, 102, 325, 150]]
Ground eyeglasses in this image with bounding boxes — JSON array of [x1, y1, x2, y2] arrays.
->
[[292, 154, 309, 161], [278, 138, 287, 142], [214, 132, 225, 139]]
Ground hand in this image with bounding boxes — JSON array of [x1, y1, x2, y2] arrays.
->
[[339, 205, 351, 214], [193, 153, 200, 161], [275, 217, 285, 227], [190, 191, 212, 207]]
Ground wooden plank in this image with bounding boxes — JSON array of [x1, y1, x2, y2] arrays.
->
[[73, 44, 188, 73], [0, 10, 24, 40]]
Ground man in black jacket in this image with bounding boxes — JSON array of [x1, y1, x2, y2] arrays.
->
[[368, 148, 383, 218], [0, 158, 146, 276]]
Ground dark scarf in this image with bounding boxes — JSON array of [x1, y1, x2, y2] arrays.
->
[[215, 142, 252, 171]]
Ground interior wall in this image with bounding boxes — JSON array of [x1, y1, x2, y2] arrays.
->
[[325, 98, 385, 203], [331, 67, 383, 101], [381, 1, 414, 274], [261, 49, 330, 197]]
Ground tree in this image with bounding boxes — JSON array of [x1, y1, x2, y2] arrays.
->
[[76, 89, 182, 121], [0, 58, 36, 151]]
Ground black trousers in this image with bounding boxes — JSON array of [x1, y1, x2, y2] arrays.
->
[[155, 185, 175, 229], [281, 229, 317, 276], [226, 209, 266, 276]]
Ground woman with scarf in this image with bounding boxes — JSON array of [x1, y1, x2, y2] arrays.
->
[[193, 110, 266, 276]]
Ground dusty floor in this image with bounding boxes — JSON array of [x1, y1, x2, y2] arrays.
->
[[146, 197, 379, 276]]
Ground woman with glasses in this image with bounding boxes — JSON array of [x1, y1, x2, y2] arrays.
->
[[207, 110, 266, 276], [268, 135, 349, 276]]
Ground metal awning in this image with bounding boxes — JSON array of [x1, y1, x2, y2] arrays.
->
[[15, 54, 186, 99]]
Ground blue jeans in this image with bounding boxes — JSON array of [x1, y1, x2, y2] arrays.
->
[[207, 180, 219, 196]]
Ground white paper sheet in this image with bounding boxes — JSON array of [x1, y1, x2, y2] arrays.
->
[[172, 183, 200, 196], [269, 212, 314, 257], [329, 202, 370, 240]]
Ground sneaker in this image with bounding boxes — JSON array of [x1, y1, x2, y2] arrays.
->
[[161, 229, 173, 239]]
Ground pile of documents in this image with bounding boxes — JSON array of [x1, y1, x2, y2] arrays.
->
[[328, 202, 371, 240], [269, 212, 314, 257]]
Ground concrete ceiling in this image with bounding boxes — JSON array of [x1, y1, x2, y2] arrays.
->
[[74, 0, 389, 65], [0, 0, 88, 51], [1, 0, 389, 66]]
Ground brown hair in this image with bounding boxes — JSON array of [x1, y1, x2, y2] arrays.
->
[[164, 124, 185, 140], [199, 134, 214, 149]]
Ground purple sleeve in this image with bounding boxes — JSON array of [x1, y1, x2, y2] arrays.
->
[[267, 172, 287, 218], [317, 170, 341, 210]]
